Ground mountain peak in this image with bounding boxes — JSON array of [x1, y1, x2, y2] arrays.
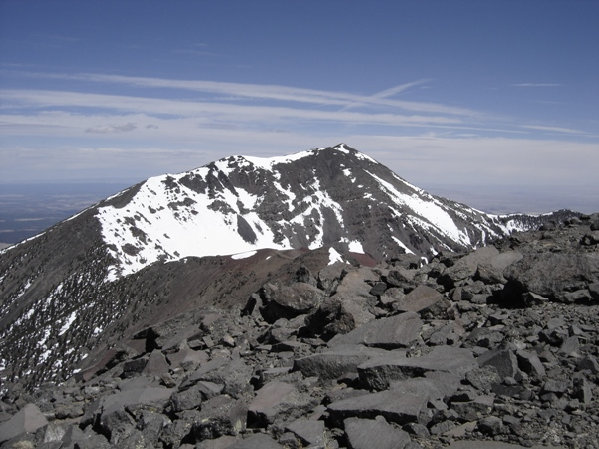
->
[[87, 145, 519, 280]]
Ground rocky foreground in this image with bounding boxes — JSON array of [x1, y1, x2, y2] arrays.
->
[[1, 215, 599, 448]]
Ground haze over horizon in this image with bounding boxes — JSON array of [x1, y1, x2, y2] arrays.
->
[[1, 0, 598, 214]]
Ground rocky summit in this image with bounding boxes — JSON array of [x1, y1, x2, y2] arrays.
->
[[0, 145, 597, 448]]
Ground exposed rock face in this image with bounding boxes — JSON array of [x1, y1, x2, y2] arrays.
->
[[1, 214, 598, 448]]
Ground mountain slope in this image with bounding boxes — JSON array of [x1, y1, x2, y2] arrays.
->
[[0, 144, 576, 391], [96, 144, 511, 279]]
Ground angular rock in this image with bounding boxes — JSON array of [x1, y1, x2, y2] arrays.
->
[[577, 355, 599, 373], [100, 385, 173, 415], [285, 418, 326, 447], [357, 346, 476, 390], [98, 408, 136, 444], [182, 357, 253, 398], [0, 403, 49, 443], [159, 411, 198, 448], [394, 285, 447, 315], [475, 251, 523, 284], [191, 395, 247, 440], [293, 344, 387, 380], [259, 282, 324, 323], [478, 415, 503, 435], [196, 435, 239, 449], [143, 349, 170, 376], [344, 416, 411, 449], [166, 345, 209, 370], [503, 252, 599, 303], [450, 395, 494, 421], [121, 357, 149, 378], [60, 425, 112, 449], [448, 442, 565, 449], [170, 381, 224, 412], [247, 381, 299, 426], [516, 349, 546, 379], [385, 268, 415, 288], [228, 433, 284, 449], [327, 389, 427, 426], [477, 348, 521, 380], [442, 246, 502, 285], [327, 312, 422, 349], [559, 336, 580, 356]]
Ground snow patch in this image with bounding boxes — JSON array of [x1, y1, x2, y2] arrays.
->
[[391, 236, 415, 255], [367, 170, 471, 246], [347, 240, 364, 254], [231, 250, 257, 260], [58, 311, 77, 336], [328, 247, 344, 265]]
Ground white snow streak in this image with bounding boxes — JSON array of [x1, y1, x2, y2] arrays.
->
[[367, 170, 471, 246], [328, 247, 344, 265], [58, 311, 77, 336], [231, 250, 257, 260], [347, 240, 365, 254]]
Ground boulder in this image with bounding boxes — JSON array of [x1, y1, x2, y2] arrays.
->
[[294, 344, 387, 380], [228, 433, 284, 449], [248, 381, 302, 426], [477, 348, 521, 380], [181, 357, 253, 399], [196, 436, 239, 449], [441, 246, 501, 286], [394, 285, 447, 315], [384, 268, 416, 288], [447, 441, 564, 449], [259, 282, 324, 323], [516, 349, 546, 379], [327, 389, 427, 426], [475, 251, 523, 284], [503, 252, 599, 303], [0, 403, 48, 443], [285, 418, 326, 447], [327, 312, 422, 349], [143, 349, 170, 376], [344, 416, 411, 449], [301, 294, 375, 340], [169, 381, 224, 412], [357, 346, 476, 389], [191, 395, 247, 439], [100, 385, 173, 415]]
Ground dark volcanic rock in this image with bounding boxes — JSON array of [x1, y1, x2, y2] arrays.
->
[[503, 252, 599, 304], [344, 416, 411, 449], [327, 388, 427, 426], [0, 404, 48, 443], [327, 312, 422, 348], [259, 282, 324, 323], [357, 346, 476, 389], [294, 344, 387, 380]]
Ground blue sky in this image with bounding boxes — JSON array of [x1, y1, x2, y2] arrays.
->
[[1, 0, 598, 212]]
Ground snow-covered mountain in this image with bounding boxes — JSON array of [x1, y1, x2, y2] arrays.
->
[[95, 144, 515, 279], [0, 144, 576, 390]]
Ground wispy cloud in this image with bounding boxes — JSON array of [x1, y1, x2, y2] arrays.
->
[[86, 122, 138, 134], [342, 79, 432, 111], [0, 89, 464, 128], [511, 83, 561, 87], [520, 124, 588, 135], [9, 71, 476, 117]]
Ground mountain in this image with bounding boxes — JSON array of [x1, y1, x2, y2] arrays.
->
[[1, 209, 597, 448], [0, 144, 577, 392]]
